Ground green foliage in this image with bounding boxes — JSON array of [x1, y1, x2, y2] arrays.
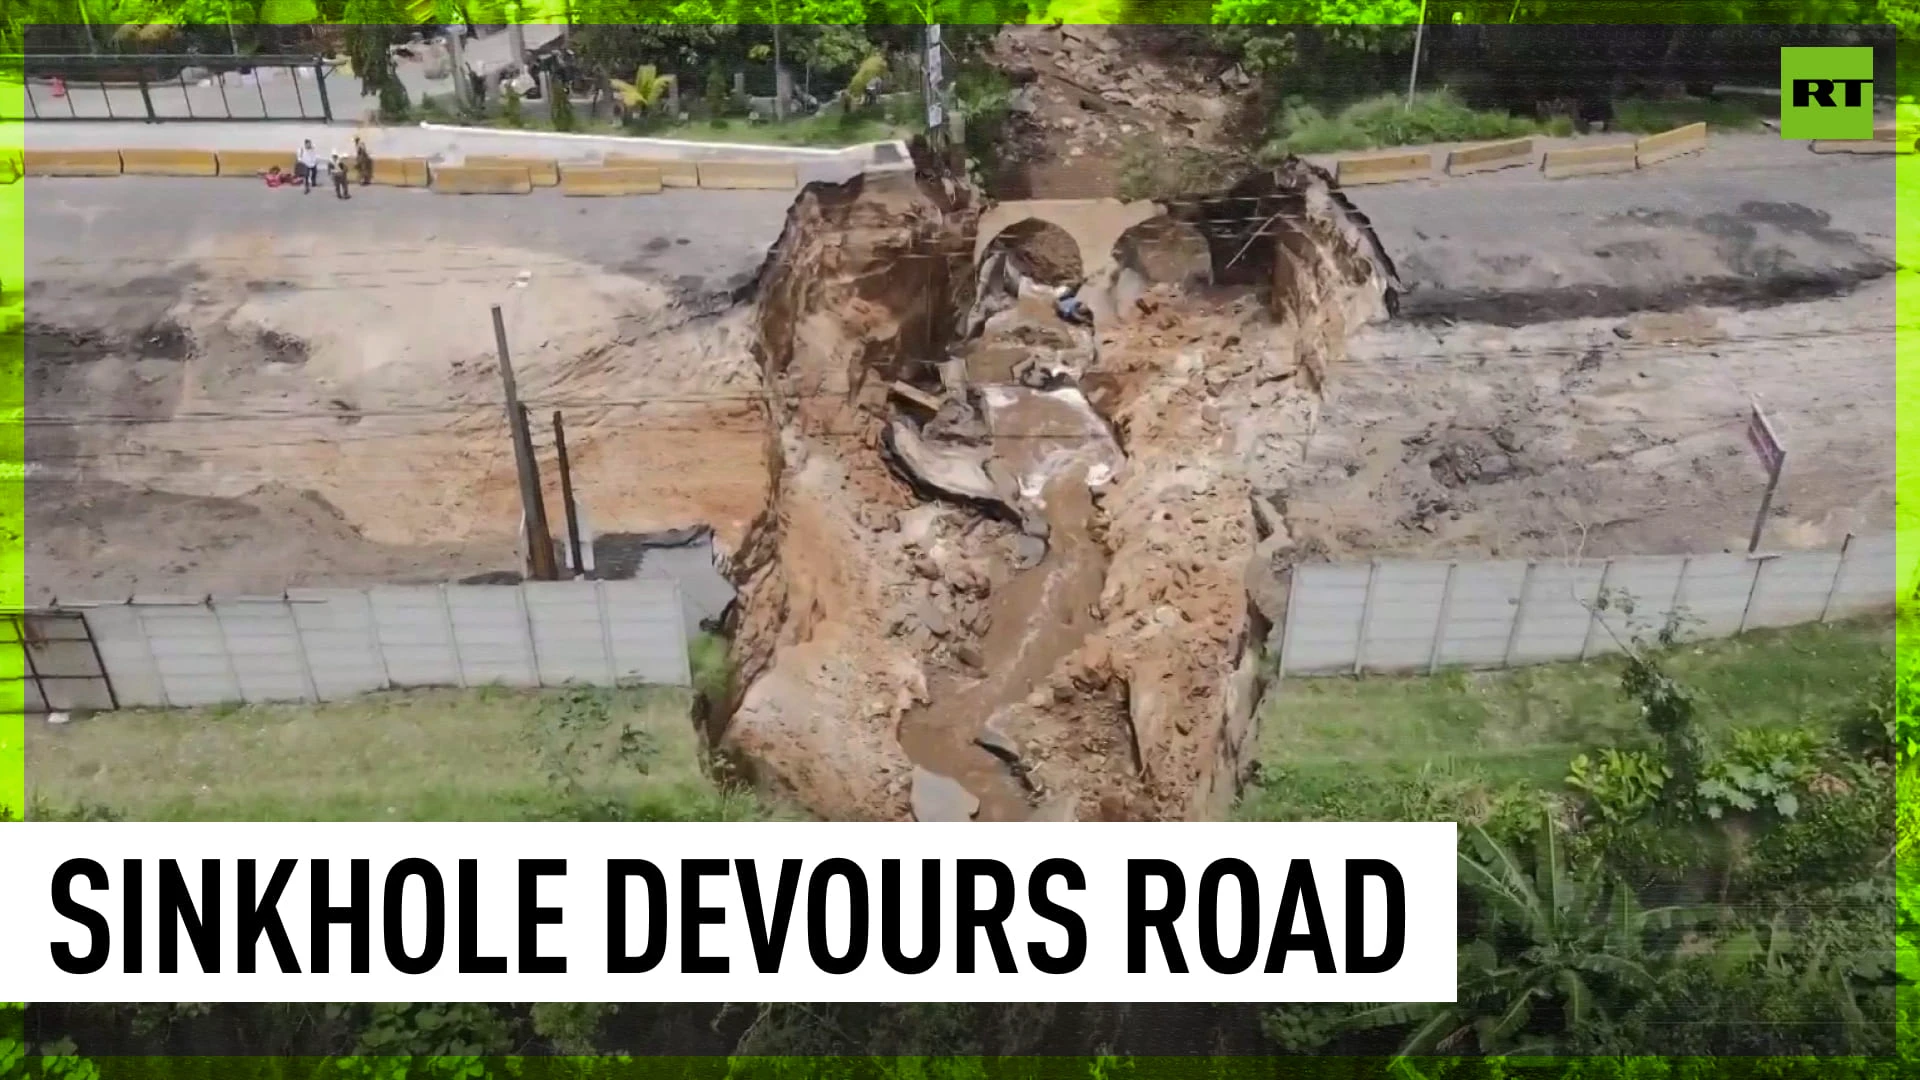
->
[[1694, 727, 1823, 821], [1349, 813, 1696, 1056], [501, 86, 524, 127], [705, 61, 732, 124], [547, 79, 575, 132], [1264, 90, 1541, 155], [611, 64, 674, 119], [690, 631, 735, 707], [331, 1002, 516, 1079], [528, 1002, 617, 1055], [1566, 748, 1668, 824]]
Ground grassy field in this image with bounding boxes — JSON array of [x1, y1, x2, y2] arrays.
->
[[26, 684, 779, 822], [1240, 615, 1892, 822]]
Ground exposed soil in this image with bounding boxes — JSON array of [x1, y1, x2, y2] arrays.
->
[[25, 235, 768, 604], [719, 156, 1399, 823]]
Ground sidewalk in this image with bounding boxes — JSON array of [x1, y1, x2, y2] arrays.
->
[[20, 119, 900, 182]]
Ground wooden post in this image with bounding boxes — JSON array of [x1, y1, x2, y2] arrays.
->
[[493, 305, 558, 581], [552, 410, 587, 579]]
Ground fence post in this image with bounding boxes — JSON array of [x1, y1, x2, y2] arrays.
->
[[135, 69, 156, 122], [285, 597, 322, 703], [1502, 562, 1538, 669], [78, 611, 120, 711], [207, 599, 248, 705], [1737, 556, 1771, 635], [1275, 565, 1300, 678], [1427, 562, 1457, 675], [1579, 559, 1615, 662], [1819, 533, 1853, 623], [314, 59, 334, 122], [594, 581, 619, 686], [1353, 561, 1380, 675], [438, 584, 469, 687]]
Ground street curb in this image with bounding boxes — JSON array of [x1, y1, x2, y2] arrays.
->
[[415, 121, 878, 159]]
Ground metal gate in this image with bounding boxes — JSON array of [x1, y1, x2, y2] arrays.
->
[[1, 611, 117, 715], [21, 54, 337, 123]]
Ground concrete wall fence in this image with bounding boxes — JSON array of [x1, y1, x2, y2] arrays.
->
[[18, 580, 692, 714], [21, 146, 803, 195], [1278, 533, 1894, 677]]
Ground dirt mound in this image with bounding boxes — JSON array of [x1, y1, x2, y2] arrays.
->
[[990, 24, 1254, 198]]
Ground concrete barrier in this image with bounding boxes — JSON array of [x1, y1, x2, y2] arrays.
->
[[215, 149, 297, 177], [1541, 142, 1638, 179], [119, 148, 220, 177], [1634, 121, 1707, 166], [560, 165, 665, 197], [1332, 149, 1433, 186], [464, 155, 561, 187], [371, 157, 432, 187], [1810, 124, 1912, 155], [429, 164, 534, 195], [695, 160, 800, 190], [1443, 137, 1534, 176], [24, 149, 123, 177], [606, 155, 699, 187]]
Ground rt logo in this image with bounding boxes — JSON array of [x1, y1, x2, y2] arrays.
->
[[1780, 46, 1875, 139]]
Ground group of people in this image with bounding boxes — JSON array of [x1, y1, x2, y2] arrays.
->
[[264, 137, 374, 198]]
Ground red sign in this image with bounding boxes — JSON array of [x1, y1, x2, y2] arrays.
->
[[1747, 404, 1785, 477]]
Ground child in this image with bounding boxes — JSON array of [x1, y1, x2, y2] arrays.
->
[[263, 164, 291, 188]]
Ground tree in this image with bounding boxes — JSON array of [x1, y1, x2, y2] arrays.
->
[[342, 1, 410, 122], [1347, 814, 1695, 1056]]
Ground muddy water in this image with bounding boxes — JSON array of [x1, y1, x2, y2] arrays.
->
[[897, 387, 1122, 821]]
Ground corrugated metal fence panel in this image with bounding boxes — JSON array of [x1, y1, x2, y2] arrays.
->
[[1281, 564, 1370, 674], [1357, 561, 1449, 673], [1509, 563, 1607, 665], [446, 586, 539, 687], [525, 581, 614, 686], [1435, 561, 1528, 669], [82, 605, 168, 707], [1828, 534, 1895, 618], [1744, 551, 1843, 630], [370, 586, 464, 688], [603, 579, 692, 686], [212, 598, 311, 703], [288, 589, 388, 700], [27, 613, 116, 712], [135, 602, 241, 707], [1588, 556, 1688, 656], [1672, 553, 1759, 641]]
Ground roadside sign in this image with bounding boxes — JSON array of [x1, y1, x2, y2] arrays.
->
[[1746, 402, 1786, 554], [1747, 403, 1785, 477]]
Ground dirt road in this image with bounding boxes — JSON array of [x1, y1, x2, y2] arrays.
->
[[24, 178, 792, 604]]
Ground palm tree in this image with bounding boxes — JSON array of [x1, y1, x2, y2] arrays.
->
[[610, 64, 672, 123], [1347, 814, 1699, 1056]]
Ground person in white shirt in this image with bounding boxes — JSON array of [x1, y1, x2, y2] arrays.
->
[[295, 139, 318, 193]]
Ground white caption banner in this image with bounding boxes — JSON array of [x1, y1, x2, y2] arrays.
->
[[0, 821, 1457, 1004]]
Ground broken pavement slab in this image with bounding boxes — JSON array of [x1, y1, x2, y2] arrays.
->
[[910, 767, 981, 821]]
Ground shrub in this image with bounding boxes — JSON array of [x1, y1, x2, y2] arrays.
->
[[1266, 89, 1539, 155], [548, 82, 576, 132], [502, 86, 524, 128]]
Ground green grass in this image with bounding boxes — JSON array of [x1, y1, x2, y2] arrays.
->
[[1266, 89, 1560, 156], [26, 685, 786, 822], [1239, 615, 1892, 822], [1611, 93, 1773, 134]]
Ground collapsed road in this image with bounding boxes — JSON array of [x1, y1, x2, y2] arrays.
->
[[719, 151, 1401, 823]]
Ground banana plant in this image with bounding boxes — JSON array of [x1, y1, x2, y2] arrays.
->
[[1347, 813, 1702, 1056], [610, 64, 673, 119]]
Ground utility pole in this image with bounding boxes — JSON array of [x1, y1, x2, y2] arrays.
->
[[772, 5, 785, 122], [492, 305, 559, 581], [552, 410, 586, 579], [1406, 0, 1430, 110]]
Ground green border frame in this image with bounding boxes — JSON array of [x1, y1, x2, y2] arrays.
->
[[2, 2, 1914, 1077]]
